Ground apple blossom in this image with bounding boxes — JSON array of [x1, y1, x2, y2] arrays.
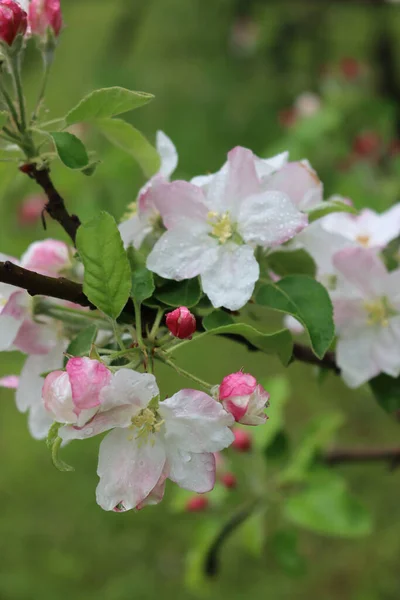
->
[[147, 146, 308, 310], [217, 371, 269, 425], [0, 374, 19, 388], [59, 368, 234, 511], [0, 0, 27, 46], [28, 0, 62, 38], [166, 306, 196, 339], [119, 131, 178, 249], [333, 247, 400, 388]]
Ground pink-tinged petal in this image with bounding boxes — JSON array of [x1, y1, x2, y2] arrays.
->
[[240, 385, 270, 426], [156, 131, 178, 179], [0, 291, 26, 351], [159, 389, 234, 453], [42, 370, 77, 423], [333, 298, 367, 332], [284, 315, 305, 335], [167, 448, 216, 493], [264, 161, 323, 211], [370, 204, 400, 247], [28, 401, 54, 440], [219, 371, 257, 399], [372, 317, 400, 378], [136, 465, 169, 510], [119, 214, 153, 250], [66, 357, 112, 410], [96, 429, 166, 512], [59, 405, 134, 442], [333, 247, 388, 299], [254, 151, 289, 182], [201, 243, 259, 310], [99, 369, 159, 412], [13, 318, 58, 355], [238, 191, 308, 248], [147, 226, 219, 281], [336, 328, 379, 388], [294, 222, 350, 277], [0, 375, 19, 389], [21, 239, 71, 277], [385, 269, 400, 308], [222, 397, 249, 422], [151, 181, 208, 229]]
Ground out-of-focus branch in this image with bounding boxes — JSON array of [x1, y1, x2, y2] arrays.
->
[[292, 342, 340, 374], [20, 164, 81, 244], [324, 446, 400, 467]]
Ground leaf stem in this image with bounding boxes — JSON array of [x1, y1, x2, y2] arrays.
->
[[148, 307, 165, 341], [112, 320, 125, 351], [162, 357, 213, 392]]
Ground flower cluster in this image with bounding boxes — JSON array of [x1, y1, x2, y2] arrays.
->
[[0, 0, 62, 46]]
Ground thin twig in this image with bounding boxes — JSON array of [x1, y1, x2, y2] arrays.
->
[[324, 446, 400, 468], [292, 342, 340, 374]]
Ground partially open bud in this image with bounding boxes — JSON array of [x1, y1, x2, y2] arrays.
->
[[218, 371, 269, 426], [166, 306, 196, 339], [231, 428, 252, 452], [0, 0, 27, 46], [28, 0, 62, 39], [185, 495, 209, 512]]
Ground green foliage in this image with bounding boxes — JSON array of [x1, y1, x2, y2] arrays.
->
[[271, 530, 307, 577], [369, 373, 400, 413], [251, 376, 290, 450], [203, 310, 235, 330], [127, 247, 155, 305], [50, 131, 89, 169], [64, 324, 98, 366], [307, 199, 357, 223], [267, 249, 316, 277], [76, 211, 131, 319], [0, 111, 8, 130], [283, 473, 373, 538], [255, 276, 335, 359], [95, 118, 160, 177], [65, 87, 154, 125], [155, 278, 202, 308]]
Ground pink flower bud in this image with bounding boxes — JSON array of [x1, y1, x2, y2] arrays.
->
[[166, 306, 196, 339], [42, 358, 111, 425], [21, 239, 71, 277], [28, 0, 62, 38], [18, 194, 46, 226], [220, 472, 237, 489], [218, 371, 269, 426], [185, 495, 209, 513], [0, 0, 27, 45], [231, 428, 252, 452]]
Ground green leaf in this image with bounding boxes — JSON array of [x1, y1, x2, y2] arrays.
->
[[50, 131, 89, 169], [281, 412, 344, 482], [64, 324, 98, 367], [239, 511, 266, 558], [76, 211, 131, 319], [95, 118, 160, 178], [202, 310, 234, 330], [201, 323, 293, 366], [81, 160, 101, 176], [283, 473, 373, 538], [267, 249, 316, 277], [369, 373, 400, 413], [255, 275, 334, 359], [128, 247, 155, 305], [155, 278, 202, 308], [271, 530, 307, 577], [265, 429, 290, 463], [0, 111, 8, 130], [65, 87, 154, 125], [307, 199, 357, 223]]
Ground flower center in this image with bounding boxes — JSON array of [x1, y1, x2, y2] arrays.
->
[[207, 211, 234, 244], [363, 297, 395, 327], [130, 407, 164, 443], [356, 234, 370, 247]]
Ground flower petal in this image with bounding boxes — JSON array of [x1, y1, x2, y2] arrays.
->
[[147, 226, 219, 280], [333, 247, 388, 298], [254, 151, 288, 182], [264, 160, 323, 211], [99, 368, 159, 412], [159, 389, 234, 453], [156, 130, 178, 178], [119, 214, 153, 250], [201, 243, 259, 310], [152, 181, 209, 229], [238, 191, 308, 248], [0, 291, 26, 352], [167, 449, 216, 493], [66, 357, 112, 410], [96, 429, 166, 512], [0, 375, 19, 389], [21, 239, 71, 277], [336, 328, 380, 388]]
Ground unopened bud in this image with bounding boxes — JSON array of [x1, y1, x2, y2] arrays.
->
[[0, 0, 27, 46], [28, 0, 62, 39], [218, 371, 269, 426], [185, 495, 209, 512], [18, 194, 46, 225], [231, 428, 252, 452], [220, 472, 237, 489], [166, 306, 196, 339]]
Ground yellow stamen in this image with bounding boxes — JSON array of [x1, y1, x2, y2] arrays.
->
[[363, 297, 394, 327], [356, 234, 370, 248], [207, 211, 233, 244]]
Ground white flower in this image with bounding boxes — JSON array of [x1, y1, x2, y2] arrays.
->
[[333, 247, 400, 388], [119, 131, 178, 249], [60, 369, 234, 511], [147, 146, 308, 310]]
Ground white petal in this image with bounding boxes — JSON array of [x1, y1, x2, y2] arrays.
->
[[158, 389, 234, 453], [96, 429, 166, 512], [201, 243, 259, 310], [60, 406, 135, 442], [167, 449, 215, 493], [372, 317, 400, 378], [0, 314, 23, 351], [28, 403, 54, 440], [152, 181, 208, 229], [254, 151, 288, 182], [333, 247, 388, 299], [147, 226, 219, 280], [156, 131, 178, 178], [238, 191, 308, 247], [336, 328, 380, 388], [294, 221, 350, 277], [100, 369, 159, 412], [119, 214, 152, 250], [371, 204, 400, 247], [264, 160, 323, 211]]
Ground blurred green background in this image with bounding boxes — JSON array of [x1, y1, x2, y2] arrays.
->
[[1, 1, 400, 598]]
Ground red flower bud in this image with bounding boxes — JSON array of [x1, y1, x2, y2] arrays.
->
[[29, 0, 62, 38], [166, 306, 196, 339], [0, 0, 27, 46], [18, 194, 46, 225], [340, 57, 361, 80], [231, 428, 252, 452], [220, 472, 237, 489], [185, 495, 209, 512], [353, 131, 381, 157]]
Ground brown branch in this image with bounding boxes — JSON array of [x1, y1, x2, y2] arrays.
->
[[292, 342, 340, 374], [20, 164, 81, 244], [324, 447, 400, 467]]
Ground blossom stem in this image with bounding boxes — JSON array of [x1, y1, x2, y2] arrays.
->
[[8, 53, 27, 134], [112, 320, 125, 351], [0, 78, 21, 131], [148, 308, 165, 341], [163, 331, 208, 354], [162, 358, 213, 392], [32, 51, 53, 122]]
